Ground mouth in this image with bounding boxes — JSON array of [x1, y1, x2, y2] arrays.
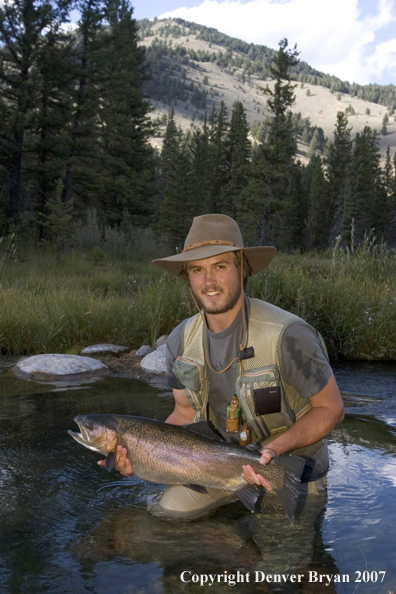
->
[[67, 420, 102, 453], [202, 288, 222, 299]]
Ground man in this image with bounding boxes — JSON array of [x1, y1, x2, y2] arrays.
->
[[99, 214, 344, 516]]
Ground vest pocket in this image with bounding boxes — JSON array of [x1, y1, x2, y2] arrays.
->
[[172, 356, 203, 392], [237, 366, 294, 439]]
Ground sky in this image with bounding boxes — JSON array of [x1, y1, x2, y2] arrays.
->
[[131, 0, 396, 86]]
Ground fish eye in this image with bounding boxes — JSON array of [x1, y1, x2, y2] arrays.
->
[[83, 421, 94, 431]]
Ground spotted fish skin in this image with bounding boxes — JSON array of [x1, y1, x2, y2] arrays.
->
[[68, 414, 306, 522]]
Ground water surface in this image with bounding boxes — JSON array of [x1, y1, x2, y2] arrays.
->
[[0, 364, 395, 594]]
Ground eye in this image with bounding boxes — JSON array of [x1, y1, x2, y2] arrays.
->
[[84, 421, 94, 431]]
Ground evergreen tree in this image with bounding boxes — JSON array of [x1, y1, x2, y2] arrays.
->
[[95, 0, 154, 225], [62, 0, 106, 208], [0, 0, 70, 228], [156, 112, 194, 249], [384, 146, 393, 199], [282, 162, 306, 252], [341, 126, 387, 242], [207, 101, 229, 213], [34, 9, 75, 239], [219, 101, 251, 218], [384, 148, 396, 244], [307, 129, 320, 158], [325, 111, 352, 241], [189, 115, 212, 215], [240, 39, 299, 246], [306, 156, 332, 249]]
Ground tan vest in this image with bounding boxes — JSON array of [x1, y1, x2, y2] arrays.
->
[[172, 297, 325, 454]]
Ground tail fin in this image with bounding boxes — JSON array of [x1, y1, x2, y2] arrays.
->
[[272, 455, 306, 524]]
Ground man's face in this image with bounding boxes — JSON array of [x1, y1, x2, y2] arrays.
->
[[186, 252, 242, 315]]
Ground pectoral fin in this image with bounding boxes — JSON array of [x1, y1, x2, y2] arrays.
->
[[105, 450, 117, 471], [185, 484, 208, 494]]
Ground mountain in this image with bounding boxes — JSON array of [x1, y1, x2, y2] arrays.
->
[[138, 17, 396, 159]]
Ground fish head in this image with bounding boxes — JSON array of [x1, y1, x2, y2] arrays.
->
[[68, 414, 119, 455]]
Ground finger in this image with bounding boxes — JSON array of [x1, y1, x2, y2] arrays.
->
[[259, 447, 277, 465], [242, 464, 261, 485], [242, 465, 273, 491], [115, 445, 127, 467]]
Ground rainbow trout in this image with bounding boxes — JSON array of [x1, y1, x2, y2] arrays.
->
[[68, 414, 306, 522]]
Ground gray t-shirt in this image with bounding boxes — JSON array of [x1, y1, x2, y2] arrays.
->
[[166, 299, 333, 480]]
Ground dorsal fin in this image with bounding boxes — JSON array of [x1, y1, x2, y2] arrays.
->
[[183, 421, 225, 441]]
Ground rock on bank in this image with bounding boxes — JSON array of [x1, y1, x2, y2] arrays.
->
[[12, 354, 111, 381]]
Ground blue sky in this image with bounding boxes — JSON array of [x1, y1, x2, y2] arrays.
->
[[132, 0, 396, 86]]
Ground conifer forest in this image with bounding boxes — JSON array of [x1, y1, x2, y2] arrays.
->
[[1, 3, 396, 253]]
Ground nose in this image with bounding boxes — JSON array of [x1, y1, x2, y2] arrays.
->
[[203, 268, 216, 286]]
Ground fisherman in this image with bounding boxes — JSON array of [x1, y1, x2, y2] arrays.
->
[[99, 214, 344, 517]]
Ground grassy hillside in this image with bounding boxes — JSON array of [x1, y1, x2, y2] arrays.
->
[[139, 18, 396, 160]]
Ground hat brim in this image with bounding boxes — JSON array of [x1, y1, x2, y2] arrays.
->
[[152, 245, 276, 277]]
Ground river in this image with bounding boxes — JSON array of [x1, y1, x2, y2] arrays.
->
[[0, 359, 395, 594]]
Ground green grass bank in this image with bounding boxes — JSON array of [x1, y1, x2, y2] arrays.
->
[[1, 238, 396, 360]]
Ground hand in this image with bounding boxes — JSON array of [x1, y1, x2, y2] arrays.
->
[[241, 448, 277, 491], [97, 445, 133, 477]]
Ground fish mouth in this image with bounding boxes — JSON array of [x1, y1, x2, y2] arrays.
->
[[67, 419, 103, 453]]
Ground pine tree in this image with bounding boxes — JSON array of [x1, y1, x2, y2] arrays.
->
[[156, 112, 194, 250], [95, 0, 154, 226], [325, 111, 352, 241], [341, 127, 387, 242], [189, 115, 212, 215], [219, 101, 251, 218], [0, 0, 70, 227], [306, 156, 331, 249], [240, 39, 299, 246], [307, 129, 320, 159], [62, 0, 106, 208], [282, 162, 306, 252], [384, 147, 396, 244], [34, 10, 75, 239], [207, 101, 229, 213]]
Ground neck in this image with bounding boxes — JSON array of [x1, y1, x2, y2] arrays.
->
[[205, 293, 245, 333]]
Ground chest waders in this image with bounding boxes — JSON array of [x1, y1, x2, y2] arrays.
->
[[172, 297, 325, 460]]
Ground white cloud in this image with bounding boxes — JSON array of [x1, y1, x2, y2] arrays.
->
[[159, 0, 396, 85]]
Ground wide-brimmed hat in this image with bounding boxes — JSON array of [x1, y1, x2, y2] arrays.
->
[[152, 214, 276, 277]]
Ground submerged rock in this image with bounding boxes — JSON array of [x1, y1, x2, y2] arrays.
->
[[12, 354, 110, 381], [136, 345, 153, 357], [81, 344, 129, 356], [140, 344, 167, 374]]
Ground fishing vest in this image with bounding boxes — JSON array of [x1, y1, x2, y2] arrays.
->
[[172, 297, 326, 457]]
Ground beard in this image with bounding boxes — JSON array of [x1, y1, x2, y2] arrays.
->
[[191, 277, 242, 315]]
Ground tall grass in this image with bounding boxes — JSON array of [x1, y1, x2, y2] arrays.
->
[[0, 231, 395, 359], [0, 248, 194, 354], [249, 235, 396, 360]]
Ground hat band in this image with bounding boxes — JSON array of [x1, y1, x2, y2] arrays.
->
[[182, 240, 242, 253]]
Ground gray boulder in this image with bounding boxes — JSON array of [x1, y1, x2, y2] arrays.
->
[[140, 344, 167, 374], [136, 345, 153, 357], [154, 335, 168, 349], [81, 344, 129, 356], [12, 354, 110, 381]]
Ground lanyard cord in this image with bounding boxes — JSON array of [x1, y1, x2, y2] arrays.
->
[[188, 250, 247, 375]]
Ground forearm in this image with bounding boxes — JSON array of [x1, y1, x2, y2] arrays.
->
[[165, 409, 195, 425], [264, 405, 342, 457]]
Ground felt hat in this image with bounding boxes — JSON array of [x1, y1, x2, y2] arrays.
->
[[152, 214, 276, 276]]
